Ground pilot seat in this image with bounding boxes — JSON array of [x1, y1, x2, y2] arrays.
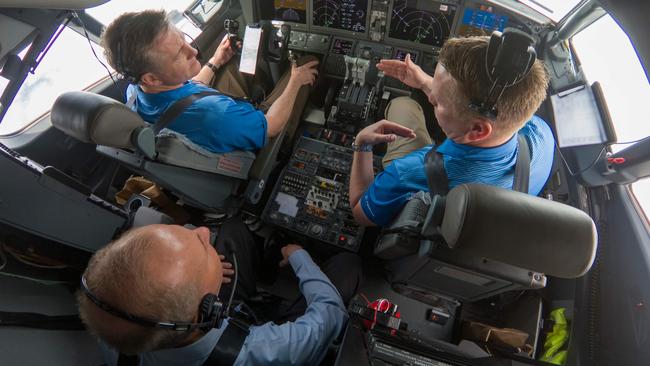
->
[[50, 91, 285, 214], [375, 183, 598, 303]]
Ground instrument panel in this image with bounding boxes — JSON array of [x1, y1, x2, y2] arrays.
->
[[263, 135, 383, 252], [261, 0, 545, 84], [260, 0, 545, 50]]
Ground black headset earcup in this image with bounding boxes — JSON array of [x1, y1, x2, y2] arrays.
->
[[199, 293, 224, 331], [486, 30, 503, 79]]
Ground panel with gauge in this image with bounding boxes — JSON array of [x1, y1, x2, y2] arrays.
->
[[262, 135, 382, 252]]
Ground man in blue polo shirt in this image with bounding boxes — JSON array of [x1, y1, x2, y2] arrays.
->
[[349, 36, 555, 227], [102, 10, 319, 153]]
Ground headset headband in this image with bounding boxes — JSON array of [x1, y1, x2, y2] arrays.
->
[[80, 276, 221, 332], [468, 28, 537, 119]]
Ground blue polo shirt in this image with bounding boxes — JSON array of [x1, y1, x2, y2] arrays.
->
[[126, 82, 267, 153], [360, 116, 555, 226]]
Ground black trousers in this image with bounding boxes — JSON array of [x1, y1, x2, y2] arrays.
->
[[214, 217, 363, 322], [214, 217, 260, 303]]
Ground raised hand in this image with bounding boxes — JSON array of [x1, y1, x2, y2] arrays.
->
[[376, 54, 431, 90], [211, 34, 235, 67], [355, 120, 417, 146]]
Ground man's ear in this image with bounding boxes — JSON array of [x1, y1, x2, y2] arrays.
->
[[465, 117, 493, 142], [139, 72, 162, 87]]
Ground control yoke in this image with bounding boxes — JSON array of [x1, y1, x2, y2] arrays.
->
[[260, 21, 291, 64], [224, 19, 241, 55]]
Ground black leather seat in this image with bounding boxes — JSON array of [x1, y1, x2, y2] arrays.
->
[[376, 184, 598, 302], [51, 91, 285, 214]]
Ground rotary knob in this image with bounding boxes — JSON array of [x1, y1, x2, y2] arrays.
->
[[310, 224, 323, 236]]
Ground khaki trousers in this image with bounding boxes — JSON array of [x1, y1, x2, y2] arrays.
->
[[381, 96, 432, 167], [211, 57, 316, 141]]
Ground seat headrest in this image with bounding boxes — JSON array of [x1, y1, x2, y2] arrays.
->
[[440, 184, 598, 278], [51, 91, 145, 148]]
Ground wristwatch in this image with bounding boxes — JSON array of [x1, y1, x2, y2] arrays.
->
[[351, 143, 373, 152], [206, 62, 220, 73]]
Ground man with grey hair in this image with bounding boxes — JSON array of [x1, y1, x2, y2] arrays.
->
[[77, 218, 362, 365], [102, 10, 319, 153]]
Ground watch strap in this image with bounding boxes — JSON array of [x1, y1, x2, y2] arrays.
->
[[351, 143, 373, 152], [206, 62, 220, 73]]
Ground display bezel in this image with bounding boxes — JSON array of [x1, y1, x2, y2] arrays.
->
[[392, 47, 421, 65], [310, 0, 372, 37], [385, 0, 461, 52], [263, 0, 311, 31], [328, 36, 358, 55]]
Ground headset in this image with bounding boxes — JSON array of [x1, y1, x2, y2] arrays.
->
[[80, 239, 238, 333], [80, 276, 226, 332], [468, 27, 537, 120]]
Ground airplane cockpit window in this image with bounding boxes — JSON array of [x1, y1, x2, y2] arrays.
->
[[517, 0, 582, 23], [572, 14, 650, 220], [0, 29, 111, 136], [0, 0, 196, 136]]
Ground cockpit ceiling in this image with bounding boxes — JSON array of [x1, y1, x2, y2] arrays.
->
[[0, 0, 109, 10]]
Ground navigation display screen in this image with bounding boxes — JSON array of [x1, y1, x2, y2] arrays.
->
[[330, 38, 355, 55], [457, 7, 508, 36], [312, 0, 369, 33], [389, 0, 457, 47], [260, 0, 307, 24]]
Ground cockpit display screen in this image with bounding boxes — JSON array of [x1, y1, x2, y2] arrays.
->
[[394, 48, 417, 63], [261, 0, 308, 24], [312, 0, 369, 33], [457, 7, 508, 36], [330, 38, 355, 55], [389, 0, 457, 47]]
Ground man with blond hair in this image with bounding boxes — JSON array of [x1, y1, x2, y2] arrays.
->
[[349, 36, 555, 226]]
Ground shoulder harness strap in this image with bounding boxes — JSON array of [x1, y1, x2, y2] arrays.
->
[[203, 319, 250, 366], [152, 87, 261, 135], [152, 91, 223, 134], [424, 147, 449, 196], [425, 135, 530, 195], [512, 134, 530, 193]]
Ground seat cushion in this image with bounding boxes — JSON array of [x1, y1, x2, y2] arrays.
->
[[155, 130, 255, 179]]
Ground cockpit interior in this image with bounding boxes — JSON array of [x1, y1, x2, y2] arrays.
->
[[1, 0, 650, 365]]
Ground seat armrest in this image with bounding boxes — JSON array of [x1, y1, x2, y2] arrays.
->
[[131, 127, 156, 159], [245, 128, 287, 203]]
